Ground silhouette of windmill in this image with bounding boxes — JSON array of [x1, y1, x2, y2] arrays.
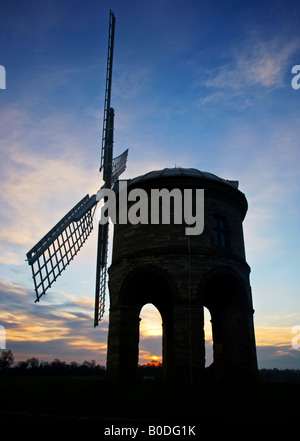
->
[[26, 11, 128, 327]]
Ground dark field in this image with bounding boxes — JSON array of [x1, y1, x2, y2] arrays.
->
[[0, 374, 298, 437]]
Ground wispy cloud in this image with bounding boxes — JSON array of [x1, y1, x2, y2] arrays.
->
[[206, 39, 296, 89], [198, 35, 299, 107], [0, 278, 108, 364], [214, 116, 300, 261], [255, 324, 297, 347], [0, 105, 101, 264], [256, 344, 300, 369]]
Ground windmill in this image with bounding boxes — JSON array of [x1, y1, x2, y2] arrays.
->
[[26, 10, 128, 327]]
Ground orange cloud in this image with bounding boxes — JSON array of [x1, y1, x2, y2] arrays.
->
[[255, 325, 295, 347]]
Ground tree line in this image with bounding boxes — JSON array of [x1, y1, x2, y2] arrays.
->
[[2, 350, 299, 381], [0, 350, 162, 377], [0, 349, 105, 376]]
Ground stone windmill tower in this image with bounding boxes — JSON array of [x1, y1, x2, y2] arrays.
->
[[26, 11, 258, 385], [106, 168, 258, 384]]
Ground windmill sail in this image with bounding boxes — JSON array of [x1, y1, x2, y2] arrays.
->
[[26, 195, 97, 302], [100, 11, 115, 175], [94, 10, 116, 327], [26, 10, 128, 327], [94, 222, 109, 326], [112, 149, 129, 185]]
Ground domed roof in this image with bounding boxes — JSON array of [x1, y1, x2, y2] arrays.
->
[[128, 167, 240, 190]]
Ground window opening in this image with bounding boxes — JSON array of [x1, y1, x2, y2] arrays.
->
[[213, 215, 227, 247]]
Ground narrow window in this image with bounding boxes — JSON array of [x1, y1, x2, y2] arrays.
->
[[213, 215, 227, 247]]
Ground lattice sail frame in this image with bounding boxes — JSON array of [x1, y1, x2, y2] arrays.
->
[[26, 195, 96, 302], [111, 149, 128, 185], [94, 222, 109, 325], [26, 10, 128, 327]]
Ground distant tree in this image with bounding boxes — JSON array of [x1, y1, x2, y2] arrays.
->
[[40, 361, 50, 369], [16, 361, 28, 370], [49, 358, 67, 374], [144, 360, 162, 368], [83, 360, 96, 369], [70, 361, 79, 369], [26, 357, 39, 369], [51, 358, 65, 367], [0, 349, 14, 370]]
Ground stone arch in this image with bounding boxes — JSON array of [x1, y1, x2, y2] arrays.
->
[[200, 266, 249, 310], [106, 266, 176, 380], [198, 267, 256, 382], [118, 265, 177, 308]]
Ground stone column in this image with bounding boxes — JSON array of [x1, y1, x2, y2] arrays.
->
[[106, 305, 140, 381]]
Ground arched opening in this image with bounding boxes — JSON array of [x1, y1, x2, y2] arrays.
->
[[107, 269, 174, 380], [204, 306, 213, 368], [202, 271, 250, 380], [139, 303, 163, 378]]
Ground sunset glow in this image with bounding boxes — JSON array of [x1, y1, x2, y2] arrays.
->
[[1, 0, 300, 370]]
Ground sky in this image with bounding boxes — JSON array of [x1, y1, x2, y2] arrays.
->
[[0, 0, 300, 369]]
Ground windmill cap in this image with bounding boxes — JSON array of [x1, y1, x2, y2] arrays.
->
[[127, 167, 240, 190]]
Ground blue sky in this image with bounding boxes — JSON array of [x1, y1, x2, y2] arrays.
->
[[0, 0, 300, 369]]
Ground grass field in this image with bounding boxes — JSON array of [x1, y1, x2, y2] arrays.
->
[[0, 375, 298, 436]]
